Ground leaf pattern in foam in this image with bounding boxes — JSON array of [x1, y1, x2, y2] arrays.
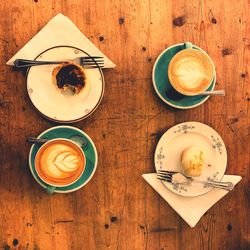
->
[[53, 151, 79, 172]]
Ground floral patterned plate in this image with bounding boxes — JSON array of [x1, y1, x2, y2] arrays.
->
[[154, 122, 227, 197]]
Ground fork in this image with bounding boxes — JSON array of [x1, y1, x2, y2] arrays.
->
[[157, 170, 234, 191], [14, 56, 104, 69]]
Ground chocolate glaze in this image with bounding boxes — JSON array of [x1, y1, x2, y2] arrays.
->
[[56, 64, 85, 89]]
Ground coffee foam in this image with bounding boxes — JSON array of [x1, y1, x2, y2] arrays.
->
[[168, 49, 214, 95], [35, 140, 85, 186]]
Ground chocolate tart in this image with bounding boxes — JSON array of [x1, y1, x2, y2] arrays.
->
[[52, 62, 86, 94]]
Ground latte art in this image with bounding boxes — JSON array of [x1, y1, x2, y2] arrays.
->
[[168, 48, 214, 95], [173, 58, 209, 91], [35, 140, 85, 186], [42, 144, 80, 178]]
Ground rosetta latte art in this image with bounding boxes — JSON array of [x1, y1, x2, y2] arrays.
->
[[36, 141, 85, 185], [44, 147, 80, 179]]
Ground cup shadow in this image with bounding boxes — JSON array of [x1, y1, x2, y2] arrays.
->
[[165, 87, 185, 101]]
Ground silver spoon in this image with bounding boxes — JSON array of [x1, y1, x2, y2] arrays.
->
[[199, 90, 225, 96], [27, 136, 88, 148]]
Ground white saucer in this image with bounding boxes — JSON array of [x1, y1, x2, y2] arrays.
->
[[154, 122, 227, 197], [27, 45, 105, 123]]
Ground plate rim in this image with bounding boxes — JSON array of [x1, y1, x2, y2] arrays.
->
[[152, 43, 216, 109], [154, 121, 228, 197], [28, 125, 98, 193], [26, 45, 105, 123]]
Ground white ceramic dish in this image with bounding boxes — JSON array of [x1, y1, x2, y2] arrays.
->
[[154, 122, 227, 197], [27, 45, 105, 123]]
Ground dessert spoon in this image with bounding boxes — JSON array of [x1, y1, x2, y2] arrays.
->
[[27, 136, 88, 148], [199, 90, 225, 96]]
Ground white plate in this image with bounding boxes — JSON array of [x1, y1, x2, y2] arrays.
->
[[27, 46, 105, 123], [154, 122, 227, 197]]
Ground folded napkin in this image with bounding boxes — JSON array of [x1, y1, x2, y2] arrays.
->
[[7, 13, 115, 68], [142, 173, 242, 228]]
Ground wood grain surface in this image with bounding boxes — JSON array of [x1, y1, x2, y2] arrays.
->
[[0, 0, 249, 249]]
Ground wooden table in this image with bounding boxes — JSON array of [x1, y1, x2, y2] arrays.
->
[[0, 0, 249, 249]]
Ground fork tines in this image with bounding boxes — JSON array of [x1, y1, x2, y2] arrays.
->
[[157, 170, 177, 174], [80, 56, 104, 68], [157, 175, 172, 183], [157, 170, 177, 183]]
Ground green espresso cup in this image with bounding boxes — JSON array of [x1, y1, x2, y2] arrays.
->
[[168, 42, 215, 96], [152, 42, 216, 109], [34, 138, 86, 194], [29, 125, 98, 194]]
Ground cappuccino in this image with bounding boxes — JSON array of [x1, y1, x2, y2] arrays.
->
[[168, 48, 214, 96], [35, 139, 85, 186]]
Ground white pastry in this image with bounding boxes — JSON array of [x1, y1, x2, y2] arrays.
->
[[181, 146, 205, 177]]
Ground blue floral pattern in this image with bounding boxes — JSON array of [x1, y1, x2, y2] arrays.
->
[[211, 135, 223, 154], [156, 146, 164, 169], [174, 124, 195, 134]]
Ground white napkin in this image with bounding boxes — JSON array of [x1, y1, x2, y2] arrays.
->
[[7, 13, 115, 68], [142, 173, 242, 228]]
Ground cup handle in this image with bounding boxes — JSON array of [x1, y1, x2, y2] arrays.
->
[[46, 185, 56, 194], [184, 42, 193, 49]]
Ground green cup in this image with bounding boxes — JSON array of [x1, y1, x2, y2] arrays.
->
[[29, 126, 98, 194], [168, 42, 215, 96], [34, 138, 86, 194], [152, 42, 216, 109]]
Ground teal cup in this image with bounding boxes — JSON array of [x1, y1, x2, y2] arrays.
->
[[29, 126, 98, 194], [34, 138, 86, 194], [152, 42, 216, 109], [168, 42, 215, 96]]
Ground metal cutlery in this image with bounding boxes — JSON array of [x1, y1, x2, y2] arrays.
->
[[157, 170, 234, 191], [200, 90, 225, 96], [14, 56, 104, 69], [27, 136, 88, 148]]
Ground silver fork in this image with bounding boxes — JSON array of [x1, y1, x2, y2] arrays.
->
[[14, 56, 104, 69], [157, 170, 234, 191]]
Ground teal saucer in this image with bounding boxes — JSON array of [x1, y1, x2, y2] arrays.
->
[[152, 43, 216, 109], [28, 126, 98, 193]]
